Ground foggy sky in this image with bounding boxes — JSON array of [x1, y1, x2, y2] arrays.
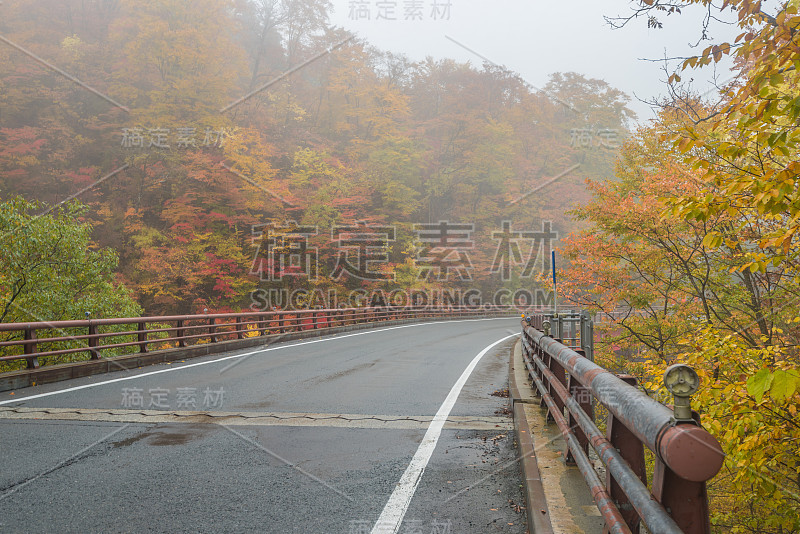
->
[[329, 0, 742, 123]]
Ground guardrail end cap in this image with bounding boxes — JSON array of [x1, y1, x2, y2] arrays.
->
[[659, 424, 725, 482]]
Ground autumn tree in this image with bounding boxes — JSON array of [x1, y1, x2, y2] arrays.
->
[[563, 2, 800, 521], [0, 0, 634, 314], [0, 197, 142, 324]]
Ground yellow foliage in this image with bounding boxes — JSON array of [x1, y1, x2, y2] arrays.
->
[[637, 326, 800, 533]]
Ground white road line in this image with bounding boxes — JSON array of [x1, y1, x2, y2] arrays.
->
[[0, 317, 515, 406], [371, 333, 519, 534]]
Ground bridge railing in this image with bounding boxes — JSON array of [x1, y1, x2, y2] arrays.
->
[[520, 316, 724, 534], [0, 306, 526, 371], [531, 310, 594, 358]]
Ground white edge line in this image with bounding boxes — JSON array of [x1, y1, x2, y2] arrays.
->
[[370, 332, 519, 534], [0, 317, 517, 406]]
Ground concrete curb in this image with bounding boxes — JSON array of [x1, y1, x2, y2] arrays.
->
[[1, 314, 511, 392], [509, 338, 554, 534]]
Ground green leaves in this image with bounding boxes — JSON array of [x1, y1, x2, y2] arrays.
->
[[746, 368, 774, 403], [768, 369, 800, 402], [0, 197, 142, 325], [702, 231, 723, 249], [746, 368, 800, 403]]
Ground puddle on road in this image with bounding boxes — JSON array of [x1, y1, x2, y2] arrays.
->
[[112, 424, 211, 448]]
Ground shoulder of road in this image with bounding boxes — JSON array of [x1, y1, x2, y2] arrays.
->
[[509, 338, 604, 534]]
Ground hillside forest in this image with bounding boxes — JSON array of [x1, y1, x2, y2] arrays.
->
[[1, 0, 799, 531]]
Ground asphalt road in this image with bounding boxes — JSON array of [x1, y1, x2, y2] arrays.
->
[[0, 318, 527, 534]]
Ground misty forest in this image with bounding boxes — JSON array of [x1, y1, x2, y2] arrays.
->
[[1, 0, 799, 532]]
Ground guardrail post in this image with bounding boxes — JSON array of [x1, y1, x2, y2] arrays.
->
[[546, 338, 568, 423], [579, 312, 585, 348], [539, 344, 552, 414], [208, 317, 218, 343], [583, 313, 594, 362], [652, 455, 711, 534], [87, 322, 101, 360], [176, 319, 186, 347], [236, 316, 244, 339], [138, 322, 148, 353], [653, 396, 712, 534], [566, 348, 592, 464], [525, 335, 541, 399], [24, 327, 39, 369], [653, 365, 711, 534], [605, 374, 646, 533], [573, 312, 581, 347]]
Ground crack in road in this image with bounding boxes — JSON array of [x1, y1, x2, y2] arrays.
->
[[0, 407, 512, 430]]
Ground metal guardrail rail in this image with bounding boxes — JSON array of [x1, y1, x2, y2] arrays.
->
[[0, 306, 528, 370], [520, 315, 724, 534]]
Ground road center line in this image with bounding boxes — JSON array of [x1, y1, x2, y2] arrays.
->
[[0, 317, 514, 406], [371, 333, 518, 534]]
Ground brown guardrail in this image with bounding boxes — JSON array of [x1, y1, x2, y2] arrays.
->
[[520, 314, 724, 534], [0, 306, 530, 372]]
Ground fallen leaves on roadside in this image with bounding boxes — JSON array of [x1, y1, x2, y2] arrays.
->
[[508, 499, 524, 514]]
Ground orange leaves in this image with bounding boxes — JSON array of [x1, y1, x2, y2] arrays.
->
[[677, 43, 733, 81]]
